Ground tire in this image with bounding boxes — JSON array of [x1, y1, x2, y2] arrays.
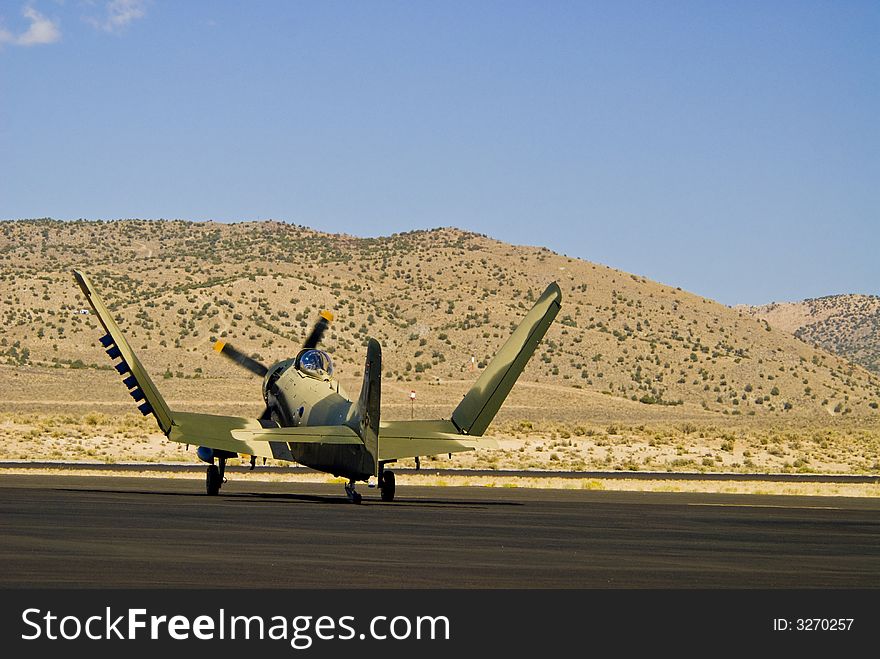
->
[[380, 470, 396, 502], [206, 465, 221, 496]]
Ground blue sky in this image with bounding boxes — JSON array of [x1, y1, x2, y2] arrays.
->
[[1, 1, 877, 305]]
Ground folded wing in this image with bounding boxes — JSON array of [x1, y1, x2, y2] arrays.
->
[[74, 270, 174, 433]]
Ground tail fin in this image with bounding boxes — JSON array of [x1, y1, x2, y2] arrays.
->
[[72, 270, 174, 434], [451, 282, 562, 436], [349, 338, 381, 477]]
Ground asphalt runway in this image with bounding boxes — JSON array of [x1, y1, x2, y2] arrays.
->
[[1, 473, 879, 588]]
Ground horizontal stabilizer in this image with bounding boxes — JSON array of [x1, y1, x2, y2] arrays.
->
[[231, 425, 362, 445], [377, 420, 497, 461], [168, 413, 365, 457]]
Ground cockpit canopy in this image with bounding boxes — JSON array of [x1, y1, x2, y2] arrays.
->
[[295, 349, 334, 380]]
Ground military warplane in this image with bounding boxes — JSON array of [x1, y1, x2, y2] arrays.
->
[[73, 271, 561, 503]]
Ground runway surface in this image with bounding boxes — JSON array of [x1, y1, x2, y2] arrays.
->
[[1, 473, 879, 588]]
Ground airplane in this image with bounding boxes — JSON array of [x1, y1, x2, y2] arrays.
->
[[72, 271, 562, 503]]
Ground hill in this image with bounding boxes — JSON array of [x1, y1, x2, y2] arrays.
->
[[744, 295, 880, 375], [1, 218, 878, 427]]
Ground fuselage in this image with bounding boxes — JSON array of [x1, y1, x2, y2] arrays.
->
[[262, 350, 372, 479]]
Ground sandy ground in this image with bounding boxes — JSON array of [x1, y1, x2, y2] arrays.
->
[[3, 409, 879, 476], [1, 467, 878, 498]]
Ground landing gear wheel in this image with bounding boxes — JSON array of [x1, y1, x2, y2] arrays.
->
[[344, 480, 362, 504], [206, 465, 222, 496], [380, 470, 396, 502]]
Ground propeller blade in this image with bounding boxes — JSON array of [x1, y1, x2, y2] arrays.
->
[[303, 310, 334, 350], [213, 341, 268, 377]]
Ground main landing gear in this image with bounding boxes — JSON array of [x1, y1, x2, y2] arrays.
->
[[206, 456, 227, 496], [379, 469, 396, 502], [344, 469, 395, 503]]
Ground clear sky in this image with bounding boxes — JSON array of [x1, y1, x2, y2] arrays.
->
[[1, 1, 877, 305]]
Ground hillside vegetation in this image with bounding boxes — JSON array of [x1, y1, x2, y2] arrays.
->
[[745, 295, 880, 375], [1, 218, 879, 425]]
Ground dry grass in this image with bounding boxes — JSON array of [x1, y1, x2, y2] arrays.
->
[[1, 467, 876, 498], [2, 411, 879, 476]]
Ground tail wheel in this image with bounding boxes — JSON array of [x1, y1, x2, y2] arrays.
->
[[206, 465, 222, 496], [380, 470, 396, 502]]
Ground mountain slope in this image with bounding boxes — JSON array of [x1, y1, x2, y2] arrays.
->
[[1, 218, 878, 422], [744, 295, 880, 375]]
